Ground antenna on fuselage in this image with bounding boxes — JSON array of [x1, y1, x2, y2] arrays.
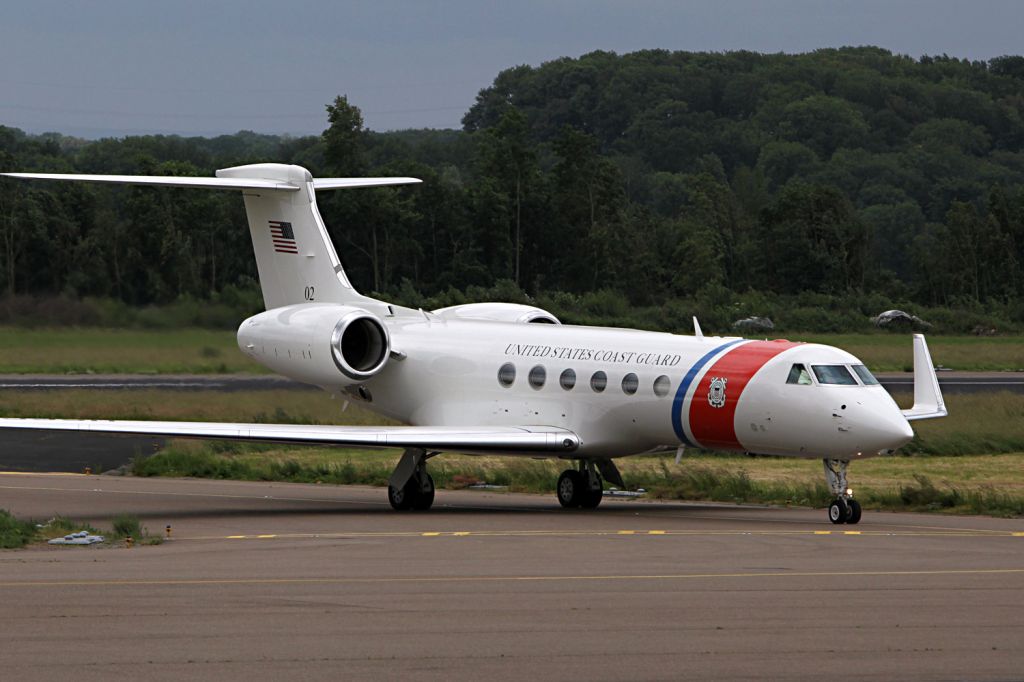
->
[[693, 316, 704, 339]]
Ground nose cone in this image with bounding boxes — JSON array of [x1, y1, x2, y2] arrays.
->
[[862, 402, 915, 452], [883, 413, 915, 448]]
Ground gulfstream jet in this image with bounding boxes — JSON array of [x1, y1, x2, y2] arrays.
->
[[0, 164, 947, 523]]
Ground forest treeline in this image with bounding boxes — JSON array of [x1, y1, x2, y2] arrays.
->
[[2, 46, 1024, 333]]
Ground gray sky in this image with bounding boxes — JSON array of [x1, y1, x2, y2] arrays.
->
[[2, 0, 1022, 138]]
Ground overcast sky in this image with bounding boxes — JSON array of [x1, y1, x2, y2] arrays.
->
[[2, 0, 1022, 139]]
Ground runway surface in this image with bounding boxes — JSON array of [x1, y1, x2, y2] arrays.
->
[[3, 371, 1024, 394], [1, 474, 1022, 681]]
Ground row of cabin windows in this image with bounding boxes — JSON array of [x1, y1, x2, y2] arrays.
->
[[498, 363, 671, 397]]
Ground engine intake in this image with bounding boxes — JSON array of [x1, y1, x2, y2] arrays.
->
[[330, 310, 390, 380]]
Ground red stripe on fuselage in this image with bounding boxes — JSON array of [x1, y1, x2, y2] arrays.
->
[[688, 340, 801, 450]]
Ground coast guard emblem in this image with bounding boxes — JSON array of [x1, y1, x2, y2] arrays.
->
[[707, 377, 727, 408]]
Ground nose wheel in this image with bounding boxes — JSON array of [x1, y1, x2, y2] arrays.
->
[[823, 459, 861, 525]]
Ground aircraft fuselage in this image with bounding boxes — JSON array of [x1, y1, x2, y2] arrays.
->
[[237, 304, 915, 460]]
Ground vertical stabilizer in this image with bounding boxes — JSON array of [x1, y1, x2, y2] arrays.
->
[[216, 164, 369, 310]]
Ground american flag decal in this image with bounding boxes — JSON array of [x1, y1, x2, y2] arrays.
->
[[269, 220, 298, 254]]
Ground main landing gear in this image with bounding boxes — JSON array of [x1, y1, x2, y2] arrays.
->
[[823, 458, 862, 525], [387, 448, 436, 511], [556, 459, 625, 510]]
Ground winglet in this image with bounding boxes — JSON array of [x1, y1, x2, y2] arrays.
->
[[693, 316, 704, 339], [901, 334, 947, 421]]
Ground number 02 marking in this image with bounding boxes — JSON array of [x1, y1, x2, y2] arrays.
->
[[304, 286, 315, 301]]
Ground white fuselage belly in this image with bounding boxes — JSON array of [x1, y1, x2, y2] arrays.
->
[[240, 315, 913, 461]]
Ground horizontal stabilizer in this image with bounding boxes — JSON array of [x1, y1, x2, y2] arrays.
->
[[314, 177, 422, 190], [2, 173, 422, 192], [0, 418, 580, 454], [1, 172, 301, 191], [901, 334, 947, 421]]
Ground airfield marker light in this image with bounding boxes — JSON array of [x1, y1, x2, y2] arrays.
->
[[125, 536, 134, 548], [165, 525, 172, 539]]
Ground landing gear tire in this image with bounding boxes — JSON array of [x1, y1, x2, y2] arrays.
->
[[557, 470, 584, 508], [388, 481, 415, 511], [828, 498, 849, 525], [412, 474, 435, 511], [579, 480, 604, 509], [387, 448, 437, 512], [389, 474, 435, 511], [846, 498, 862, 525]]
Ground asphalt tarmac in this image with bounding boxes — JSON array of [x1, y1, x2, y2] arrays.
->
[[1, 474, 1022, 681]]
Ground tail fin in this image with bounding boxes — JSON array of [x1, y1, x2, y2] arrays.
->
[[217, 163, 378, 310], [2, 164, 420, 310]]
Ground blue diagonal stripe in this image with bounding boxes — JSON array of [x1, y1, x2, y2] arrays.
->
[[672, 339, 744, 446]]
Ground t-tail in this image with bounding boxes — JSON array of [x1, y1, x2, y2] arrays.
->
[[1, 164, 420, 311]]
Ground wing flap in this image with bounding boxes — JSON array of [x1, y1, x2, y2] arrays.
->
[[0, 418, 579, 454]]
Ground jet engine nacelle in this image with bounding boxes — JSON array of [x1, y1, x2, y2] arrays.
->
[[432, 302, 560, 325], [237, 303, 390, 386]]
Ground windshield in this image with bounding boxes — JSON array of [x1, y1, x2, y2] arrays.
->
[[812, 365, 858, 385], [851, 365, 880, 385]]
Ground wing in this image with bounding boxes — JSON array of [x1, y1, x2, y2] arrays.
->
[[0, 418, 579, 455]]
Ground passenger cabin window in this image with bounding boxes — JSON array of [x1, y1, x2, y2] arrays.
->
[[786, 363, 813, 385], [528, 365, 547, 389], [621, 373, 638, 395], [653, 375, 671, 397], [559, 368, 576, 390], [851, 365, 880, 385], [498, 363, 516, 387], [590, 371, 607, 393], [812, 365, 858, 385]]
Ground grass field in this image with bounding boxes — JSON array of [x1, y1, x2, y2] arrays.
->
[[796, 332, 1024, 371], [132, 443, 1024, 517], [0, 327, 1023, 373], [0, 510, 161, 549], [1, 387, 1023, 517], [0, 328, 264, 374]]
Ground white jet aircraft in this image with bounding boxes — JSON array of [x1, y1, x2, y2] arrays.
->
[[0, 164, 947, 523]]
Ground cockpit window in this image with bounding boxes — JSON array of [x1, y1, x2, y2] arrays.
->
[[851, 364, 880, 385], [812, 365, 858, 385], [786, 363, 813, 385]]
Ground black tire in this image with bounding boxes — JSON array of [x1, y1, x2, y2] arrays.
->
[[557, 470, 583, 508], [388, 481, 415, 511], [846, 498, 862, 524], [412, 474, 435, 511], [828, 498, 848, 525], [579, 479, 604, 509]]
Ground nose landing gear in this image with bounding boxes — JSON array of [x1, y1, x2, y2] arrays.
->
[[823, 458, 862, 525]]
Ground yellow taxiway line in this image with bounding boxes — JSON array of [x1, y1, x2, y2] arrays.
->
[[0, 471, 86, 477], [178, 528, 1024, 541]]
